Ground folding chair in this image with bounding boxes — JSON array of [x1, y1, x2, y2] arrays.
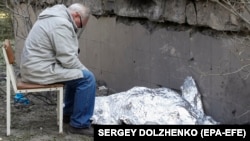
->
[[1, 39, 64, 136]]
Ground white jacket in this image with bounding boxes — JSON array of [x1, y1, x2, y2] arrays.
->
[[20, 4, 87, 84]]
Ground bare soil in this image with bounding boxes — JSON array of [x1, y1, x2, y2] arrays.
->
[[0, 85, 94, 141]]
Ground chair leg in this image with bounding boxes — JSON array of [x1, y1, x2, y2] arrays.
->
[[58, 88, 63, 133], [6, 70, 11, 136], [57, 91, 59, 125]]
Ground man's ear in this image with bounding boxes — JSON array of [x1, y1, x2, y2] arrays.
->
[[71, 11, 78, 18]]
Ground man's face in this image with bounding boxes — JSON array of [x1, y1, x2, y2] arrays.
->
[[76, 12, 89, 29]]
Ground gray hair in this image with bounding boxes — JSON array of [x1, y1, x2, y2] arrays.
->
[[68, 3, 90, 18]]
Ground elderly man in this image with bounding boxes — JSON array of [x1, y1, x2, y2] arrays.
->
[[20, 3, 95, 136]]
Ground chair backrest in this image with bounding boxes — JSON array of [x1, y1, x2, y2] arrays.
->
[[3, 39, 15, 64], [2, 39, 18, 91]]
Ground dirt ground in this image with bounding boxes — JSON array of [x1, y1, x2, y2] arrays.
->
[[0, 84, 94, 141]]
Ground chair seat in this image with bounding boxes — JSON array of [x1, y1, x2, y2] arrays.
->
[[16, 78, 64, 90]]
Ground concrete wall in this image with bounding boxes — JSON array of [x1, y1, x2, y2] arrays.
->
[[80, 15, 250, 124]]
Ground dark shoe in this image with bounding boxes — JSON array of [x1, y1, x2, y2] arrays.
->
[[69, 126, 94, 137], [63, 115, 70, 124]]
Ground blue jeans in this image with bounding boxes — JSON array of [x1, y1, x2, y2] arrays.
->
[[63, 70, 96, 128]]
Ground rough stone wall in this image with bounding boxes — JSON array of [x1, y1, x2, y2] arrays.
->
[[13, 0, 250, 124], [83, 0, 249, 31]]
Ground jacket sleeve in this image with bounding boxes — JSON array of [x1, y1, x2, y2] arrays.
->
[[50, 25, 85, 70]]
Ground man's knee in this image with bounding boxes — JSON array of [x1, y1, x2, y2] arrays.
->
[[82, 70, 96, 83]]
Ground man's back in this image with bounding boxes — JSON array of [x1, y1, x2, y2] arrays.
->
[[20, 4, 85, 85]]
